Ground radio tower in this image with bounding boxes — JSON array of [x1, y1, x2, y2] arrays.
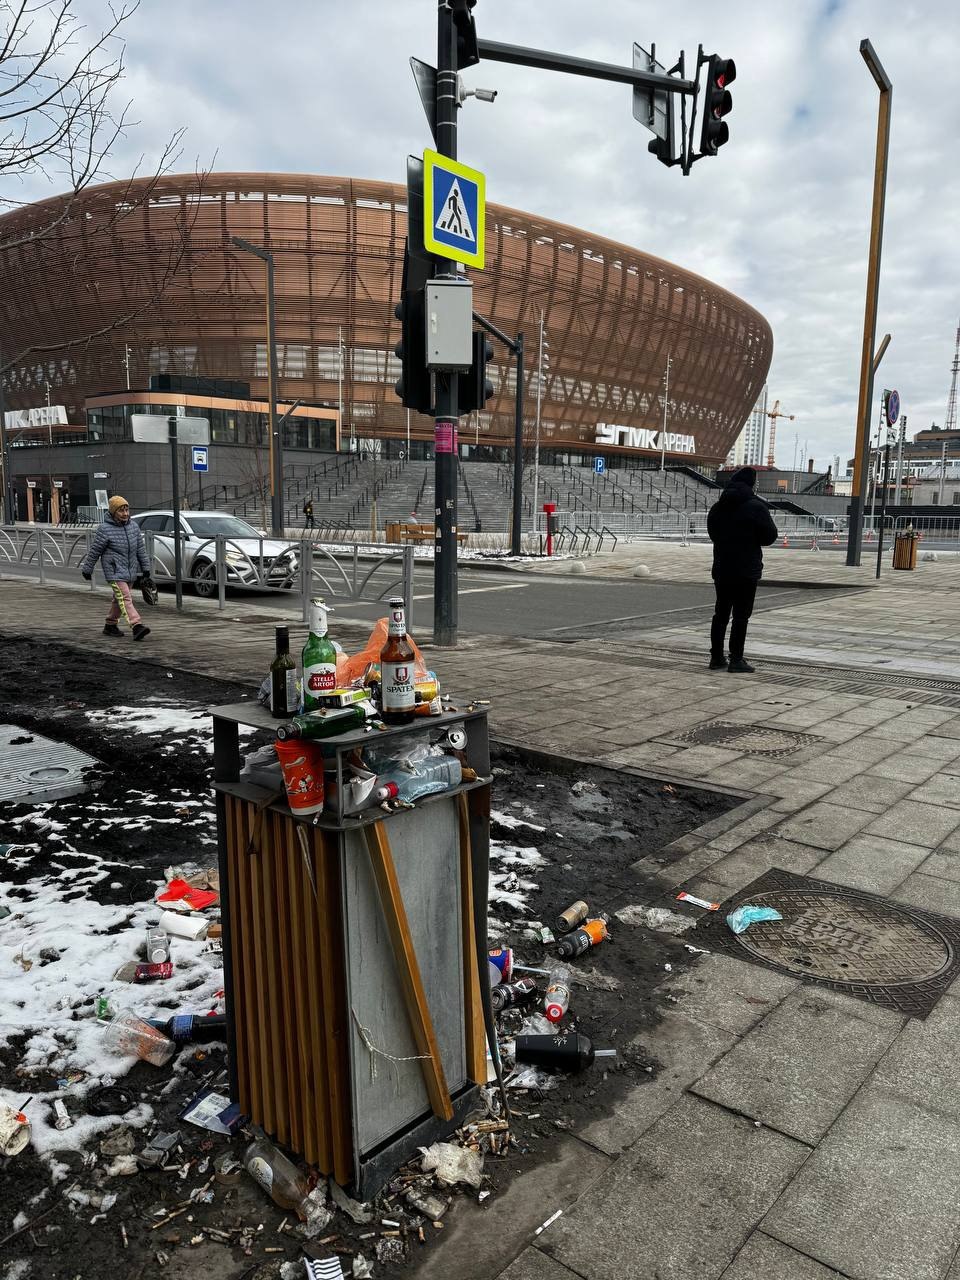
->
[[945, 320, 960, 434]]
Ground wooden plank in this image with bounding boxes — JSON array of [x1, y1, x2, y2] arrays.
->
[[246, 802, 276, 1136], [230, 797, 262, 1120], [285, 823, 323, 1167], [271, 811, 302, 1154], [457, 793, 488, 1085], [299, 825, 340, 1175], [312, 828, 354, 1185], [362, 821, 454, 1121], [223, 796, 249, 1109], [259, 809, 290, 1142]]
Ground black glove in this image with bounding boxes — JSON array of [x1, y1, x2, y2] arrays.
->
[[81, 570, 92, 581]]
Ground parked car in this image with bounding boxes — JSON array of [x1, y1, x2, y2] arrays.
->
[[134, 510, 300, 597]]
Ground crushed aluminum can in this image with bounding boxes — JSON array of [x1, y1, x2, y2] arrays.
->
[[137, 1130, 181, 1169]]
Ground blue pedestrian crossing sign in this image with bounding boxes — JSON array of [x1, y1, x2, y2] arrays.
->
[[423, 148, 485, 269], [192, 446, 209, 472], [594, 456, 606, 475]]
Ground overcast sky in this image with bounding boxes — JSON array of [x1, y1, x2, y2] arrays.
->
[[23, 1, 960, 468]]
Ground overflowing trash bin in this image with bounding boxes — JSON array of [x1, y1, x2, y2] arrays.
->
[[892, 529, 919, 570]]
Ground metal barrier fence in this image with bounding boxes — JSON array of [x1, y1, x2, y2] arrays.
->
[[0, 526, 414, 627]]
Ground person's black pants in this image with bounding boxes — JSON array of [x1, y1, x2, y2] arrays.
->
[[710, 578, 758, 661]]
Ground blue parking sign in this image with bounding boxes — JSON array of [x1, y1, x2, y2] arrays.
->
[[192, 446, 208, 472], [594, 456, 606, 475]]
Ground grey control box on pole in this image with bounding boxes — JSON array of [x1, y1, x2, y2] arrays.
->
[[425, 279, 473, 369]]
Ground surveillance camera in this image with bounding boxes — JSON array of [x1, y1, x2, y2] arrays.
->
[[473, 87, 498, 103]]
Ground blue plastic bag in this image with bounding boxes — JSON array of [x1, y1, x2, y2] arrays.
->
[[726, 904, 783, 935]]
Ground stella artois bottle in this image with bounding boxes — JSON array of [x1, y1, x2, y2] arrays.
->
[[380, 596, 415, 724], [302, 598, 337, 712]]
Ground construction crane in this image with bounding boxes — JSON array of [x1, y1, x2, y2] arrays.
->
[[765, 399, 795, 468], [944, 319, 960, 434]]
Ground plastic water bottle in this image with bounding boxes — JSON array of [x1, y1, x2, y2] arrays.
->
[[374, 756, 462, 804]]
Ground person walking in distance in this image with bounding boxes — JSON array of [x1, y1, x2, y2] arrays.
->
[[707, 467, 778, 673], [303, 496, 315, 530], [79, 496, 153, 640]]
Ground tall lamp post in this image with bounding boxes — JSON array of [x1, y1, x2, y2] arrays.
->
[[0, 346, 13, 523], [532, 309, 549, 534], [230, 236, 283, 536], [660, 352, 672, 471], [846, 40, 892, 567]]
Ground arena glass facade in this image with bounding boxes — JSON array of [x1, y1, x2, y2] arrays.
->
[[0, 172, 772, 468]]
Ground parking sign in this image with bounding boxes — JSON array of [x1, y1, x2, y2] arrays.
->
[[192, 446, 208, 472], [594, 456, 606, 475]]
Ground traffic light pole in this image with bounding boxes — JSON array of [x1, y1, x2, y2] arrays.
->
[[433, 4, 460, 646], [471, 311, 525, 556]]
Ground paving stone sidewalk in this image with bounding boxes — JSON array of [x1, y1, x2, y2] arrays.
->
[[6, 566, 960, 1279]]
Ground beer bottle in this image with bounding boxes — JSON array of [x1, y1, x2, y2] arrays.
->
[[302, 598, 337, 712], [275, 705, 367, 741], [379, 596, 415, 724], [269, 626, 297, 718]]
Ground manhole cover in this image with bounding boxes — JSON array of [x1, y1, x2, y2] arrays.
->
[[667, 721, 820, 758], [692, 868, 960, 1018], [0, 725, 99, 803]]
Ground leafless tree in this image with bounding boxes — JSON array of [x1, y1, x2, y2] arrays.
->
[[0, 1, 208, 378]]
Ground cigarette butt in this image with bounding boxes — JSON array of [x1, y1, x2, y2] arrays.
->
[[535, 1209, 563, 1236]]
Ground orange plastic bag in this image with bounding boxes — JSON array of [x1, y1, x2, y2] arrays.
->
[[338, 616, 429, 687]]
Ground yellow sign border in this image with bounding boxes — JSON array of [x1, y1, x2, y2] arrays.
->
[[423, 148, 485, 270]]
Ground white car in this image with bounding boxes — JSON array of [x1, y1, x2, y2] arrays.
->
[[134, 510, 300, 597]]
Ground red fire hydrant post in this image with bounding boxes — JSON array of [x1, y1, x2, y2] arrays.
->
[[543, 503, 557, 557]]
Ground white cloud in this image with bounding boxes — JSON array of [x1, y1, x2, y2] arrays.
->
[[19, 0, 960, 466]]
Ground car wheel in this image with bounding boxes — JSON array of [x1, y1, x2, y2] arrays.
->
[[192, 558, 217, 598]]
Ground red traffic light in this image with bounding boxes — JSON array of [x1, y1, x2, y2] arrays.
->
[[700, 55, 736, 155]]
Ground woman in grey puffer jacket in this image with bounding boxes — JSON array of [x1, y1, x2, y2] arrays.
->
[[79, 495, 152, 640]]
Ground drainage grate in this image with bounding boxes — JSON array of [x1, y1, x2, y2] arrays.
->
[[666, 721, 821, 758], [0, 725, 99, 803], [693, 867, 960, 1018]]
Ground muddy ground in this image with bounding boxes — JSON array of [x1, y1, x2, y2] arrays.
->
[[0, 636, 737, 1280]]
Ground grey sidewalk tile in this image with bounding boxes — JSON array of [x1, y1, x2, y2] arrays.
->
[[892, 872, 960, 919], [721, 1232, 848, 1278], [930, 717, 960, 740], [659, 746, 747, 775], [763, 1088, 960, 1280], [909, 735, 960, 763], [759, 776, 836, 805], [606, 742, 682, 768], [864, 800, 960, 848], [909, 772, 960, 809], [807, 720, 870, 744], [690, 987, 903, 1145], [833, 705, 904, 725], [496, 1249, 581, 1280], [818, 774, 913, 815], [859, 723, 934, 745], [812, 833, 933, 894], [639, 845, 727, 889], [668, 952, 798, 1036], [707, 836, 825, 889], [828, 736, 899, 764], [871, 993, 960, 1120], [788, 756, 871, 785], [773, 802, 874, 852], [866, 753, 945, 784], [917, 847, 960, 885], [579, 1010, 736, 1155], [542, 1096, 807, 1280], [703, 760, 788, 789], [937, 827, 960, 855], [704, 809, 784, 854]]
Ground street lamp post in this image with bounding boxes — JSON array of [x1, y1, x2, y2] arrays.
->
[[230, 236, 283, 536], [532, 309, 548, 534], [660, 352, 671, 471], [0, 345, 13, 523]]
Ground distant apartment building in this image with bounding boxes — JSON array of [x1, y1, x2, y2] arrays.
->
[[726, 385, 769, 467]]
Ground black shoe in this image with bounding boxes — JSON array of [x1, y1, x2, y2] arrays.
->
[[132, 623, 151, 641], [103, 623, 123, 638], [728, 658, 755, 674], [709, 654, 727, 670]]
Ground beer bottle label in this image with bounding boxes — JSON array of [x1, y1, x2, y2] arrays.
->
[[382, 659, 415, 710], [305, 662, 337, 694], [387, 605, 406, 637]]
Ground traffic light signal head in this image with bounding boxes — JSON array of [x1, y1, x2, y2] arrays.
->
[[699, 56, 736, 156], [394, 289, 433, 415], [458, 330, 495, 416]]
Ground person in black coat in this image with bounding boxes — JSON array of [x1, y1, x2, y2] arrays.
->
[[706, 466, 778, 673]]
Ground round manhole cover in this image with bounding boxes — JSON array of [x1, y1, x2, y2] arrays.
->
[[21, 766, 75, 782], [734, 890, 953, 985]]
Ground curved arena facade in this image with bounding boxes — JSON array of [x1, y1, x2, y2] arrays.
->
[[0, 172, 772, 465]]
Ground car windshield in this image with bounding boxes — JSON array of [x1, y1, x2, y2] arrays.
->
[[186, 516, 261, 539]]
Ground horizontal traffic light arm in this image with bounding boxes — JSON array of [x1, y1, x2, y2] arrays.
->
[[472, 309, 520, 356], [477, 39, 696, 95]]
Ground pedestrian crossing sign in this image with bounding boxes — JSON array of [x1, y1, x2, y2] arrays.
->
[[423, 148, 485, 269]]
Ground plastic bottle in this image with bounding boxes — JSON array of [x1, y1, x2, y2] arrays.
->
[[515, 1032, 618, 1073], [555, 900, 589, 935], [101, 1011, 176, 1067], [243, 1137, 310, 1216], [557, 916, 609, 960], [374, 756, 462, 804], [544, 972, 571, 1024]]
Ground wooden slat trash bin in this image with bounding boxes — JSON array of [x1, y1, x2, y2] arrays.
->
[[892, 530, 919, 570], [211, 702, 491, 1197]]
